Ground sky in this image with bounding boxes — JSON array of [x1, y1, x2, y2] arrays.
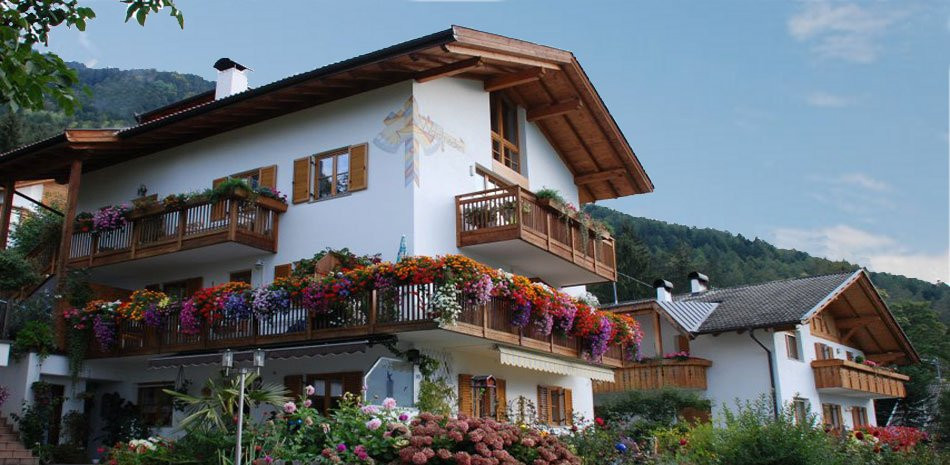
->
[[44, 0, 950, 283]]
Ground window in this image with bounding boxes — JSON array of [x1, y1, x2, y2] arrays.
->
[[146, 277, 203, 302], [490, 93, 521, 173], [316, 150, 350, 199], [458, 374, 506, 421], [846, 351, 855, 361], [138, 383, 174, 427], [230, 269, 252, 284], [292, 144, 368, 204], [792, 398, 809, 425], [785, 333, 800, 360], [852, 407, 869, 427], [815, 343, 834, 360], [537, 385, 574, 426], [822, 403, 843, 430], [284, 372, 362, 415]]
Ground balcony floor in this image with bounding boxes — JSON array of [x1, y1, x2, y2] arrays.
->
[[465, 239, 608, 288]]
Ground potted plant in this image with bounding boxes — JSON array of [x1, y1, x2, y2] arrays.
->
[[534, 187, 566, 209]]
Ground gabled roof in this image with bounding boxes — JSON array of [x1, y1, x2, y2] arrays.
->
[[0, 26, 652, 203], [607, 270, 920, 365], [683, 272, 856, 333]]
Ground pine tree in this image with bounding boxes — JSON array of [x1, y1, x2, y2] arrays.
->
[[0, 110, 23, 152]]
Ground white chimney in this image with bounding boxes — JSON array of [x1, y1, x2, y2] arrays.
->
[[213, 58, 250, 100], [689, 271, 709, 293], [654, 279, 674, 302]]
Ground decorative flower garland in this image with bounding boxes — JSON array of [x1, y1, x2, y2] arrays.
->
[[67, 255, 643, 361]]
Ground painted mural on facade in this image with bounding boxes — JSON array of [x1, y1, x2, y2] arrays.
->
[[374, 96, 466, 187]]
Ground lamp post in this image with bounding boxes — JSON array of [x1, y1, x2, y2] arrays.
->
[[223, 349, 265, 465]]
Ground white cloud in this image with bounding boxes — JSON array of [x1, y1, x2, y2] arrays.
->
[[806, 91, 855, 108], [788, 2, 903, 63], [772, 225, 949, 283], [837, 172, 891, 192]]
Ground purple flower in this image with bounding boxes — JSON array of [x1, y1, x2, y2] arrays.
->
[[361, 405, 379, 415], [399, 413, 409, 422], [91, 205, 129, 232], [511, 302, 531, 328], [251, 287, 291, 317], [179, 300, 201, 334], [223, 292, 252, 320], [92, 315, 116, 350], [354, 445, 369, 460], [336, 443, 347, 453]]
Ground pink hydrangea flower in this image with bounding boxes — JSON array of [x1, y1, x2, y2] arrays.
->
[[303, 399, 312, 408], [366, 418, 382, 430], [283, 401, 297, 414], [361, 405, 379, 415], [382, 397, 397, 409]]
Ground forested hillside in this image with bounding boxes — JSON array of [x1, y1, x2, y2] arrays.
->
[[0, 62, 212, 151], [586, 204, 950, 321]]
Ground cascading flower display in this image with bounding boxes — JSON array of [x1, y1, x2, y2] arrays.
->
[[91, 204, 130, 232], [75, 254, 641, 361], [84, 300, 122, 350], [119, 289, 171, 327]]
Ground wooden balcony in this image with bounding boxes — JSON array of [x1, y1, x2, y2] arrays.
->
[[812, 359, 909, 398], [593, 358, 712, 393], [87, 286, 620, 368], [455, 186, 616, 287], [67, 194, 286, 269]]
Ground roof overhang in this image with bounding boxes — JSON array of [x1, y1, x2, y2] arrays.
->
[[802, 270, 920, 365], [0, 26, 652, 202], [147, 340, 368, 369]]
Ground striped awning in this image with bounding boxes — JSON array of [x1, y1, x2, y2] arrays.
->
[[496, 346, 615, 382], [148, 341, 368, 369]]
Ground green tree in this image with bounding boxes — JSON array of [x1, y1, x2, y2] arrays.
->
[[0, 0, 183, 114], [0, 110, 23, 151]]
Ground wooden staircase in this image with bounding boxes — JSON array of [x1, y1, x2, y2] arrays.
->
[[0, 416, 39, 465]]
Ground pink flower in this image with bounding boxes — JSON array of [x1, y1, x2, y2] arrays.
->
[[382, 397, 397, 409], [399, 413, 410, 422], [303, 399, 312, 408], [283, 401, 297, 414], [361, 405, 379, 414], [366, 418, 382, 430], [354, 445, 369, 460], [305, 385, 315, 396], [336, 443, 347, 452]]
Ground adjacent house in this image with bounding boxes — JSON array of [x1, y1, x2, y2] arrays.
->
[[0, 26, 653, 449], [596, 270, 919, 429]]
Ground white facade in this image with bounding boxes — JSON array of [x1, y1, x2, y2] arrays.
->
[[1, 75, 610, 449]]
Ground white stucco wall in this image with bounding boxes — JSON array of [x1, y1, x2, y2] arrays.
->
[[77, 82, 413, 288], [691, 331, 775, 418], [634, 314, 682, 358]]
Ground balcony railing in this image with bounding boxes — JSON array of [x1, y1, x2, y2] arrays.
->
[[68, 194, 286, 268], [455, 186, 617, 284], [88, 286, 620, 367], [593, 358, 713, 393], [812, 359, 909, 398]]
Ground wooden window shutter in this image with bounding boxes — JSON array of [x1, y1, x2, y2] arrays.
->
[[184, 277, 204, 298], [343, 372, 363, 397], [851, 408, 859, 427], [458, 374, 473, 417], [676, 335, 690, 353], [537, 386, 550, 424], [211, 177, 227, 221], [284, 375, 303, 399], [564, 388, 573, 425], [348, 143, 368, 192], [274, 263, 292, 280], [259, 165, 277, 190], [292, 157, 312, 204], [495, 378, 507, 421], [814, 343, 823, 360]]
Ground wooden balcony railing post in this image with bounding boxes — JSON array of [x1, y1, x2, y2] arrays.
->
[[369, 290, 378, 332], [177, 206, 187, 248], [130, 217, 140, 259], [228, 200, 238, 241]]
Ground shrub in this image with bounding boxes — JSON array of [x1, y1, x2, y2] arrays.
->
[[561, 418, 647, 464], [595, 389, 711, 439], [11, 320, 56, 360], [416, 377, 456, 417], [9, 201, 62, 255], [0, 249, 39, 291]]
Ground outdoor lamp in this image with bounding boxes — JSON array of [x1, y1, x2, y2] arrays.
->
[[221, 349, 234, 373], [253, 348, 266, 370]]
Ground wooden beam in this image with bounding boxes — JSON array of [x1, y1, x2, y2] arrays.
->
[[526, 98, 582, 122], [866, 352, 905, 363], [414, 57, 483, 83], [574, 168, 627, 186], [836, 316, 878, 329], [841, 326, 863, 344], [483, 68, 545, 92], [653, 311, 663, 356], [443, 44, 561, 70], [0, 181, 14, 249], [54, 158, 82, 349]]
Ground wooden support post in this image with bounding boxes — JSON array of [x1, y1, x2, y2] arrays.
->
[[653, 312, 664, 356], [54, 159, 82, 349], [0, 180, 14, 249], [369, 290, 378, 333]]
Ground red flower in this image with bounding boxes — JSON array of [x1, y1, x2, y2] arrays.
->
[[679, 438, 688, 447], [595, 417, 605, 426]]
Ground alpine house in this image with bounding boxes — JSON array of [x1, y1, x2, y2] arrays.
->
[[0, 26, 653, 444]]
